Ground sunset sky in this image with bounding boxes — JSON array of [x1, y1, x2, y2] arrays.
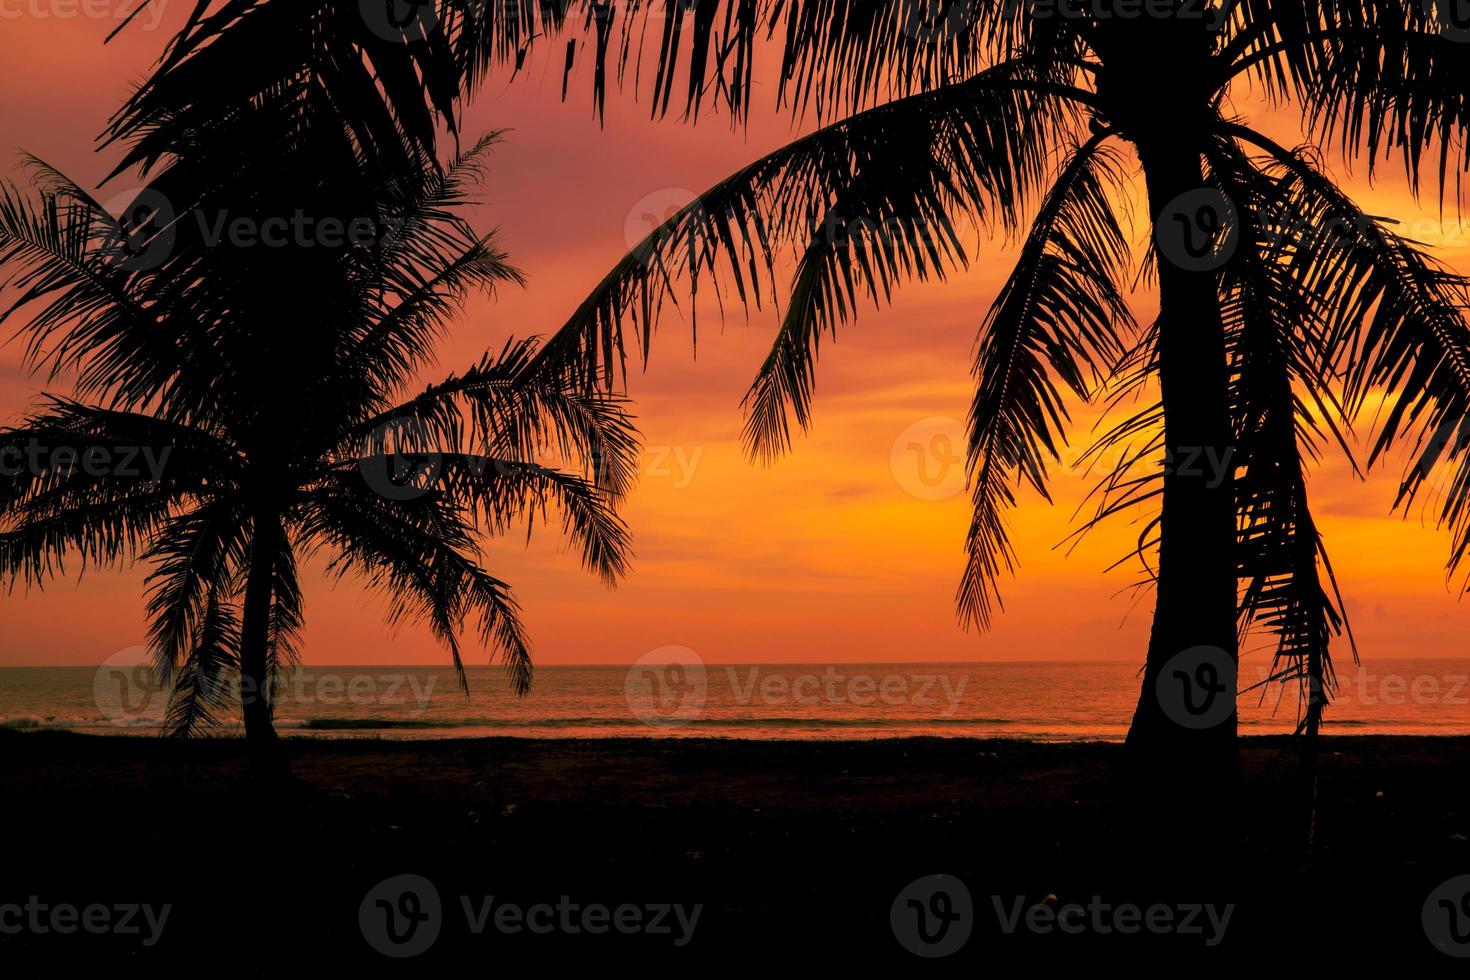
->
[[1, 7, 1467, 672]]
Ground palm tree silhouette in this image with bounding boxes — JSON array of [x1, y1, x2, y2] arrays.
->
[[0, 137, 637, 775], [518, 3, 1470, 795], [106, 3, 1470, 791]]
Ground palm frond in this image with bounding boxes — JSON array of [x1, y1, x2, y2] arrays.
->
[[162, 579, 242, 738], [1228, 125, 1470, 583], [1209, 134, 1357, 727], [533, 62, 1085, 393], [958, 130, 1135, 628], [299, 484, 534, 694], [1226, 1, 1470, 195]]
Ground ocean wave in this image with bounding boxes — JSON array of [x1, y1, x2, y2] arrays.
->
[[0, 714, 166, 730], [286, 714, 1105, 732]]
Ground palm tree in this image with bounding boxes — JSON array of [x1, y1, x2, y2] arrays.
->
[[109, 3, 1470, 794], [535, 2, 1470, 802], [0, 137, 638, 775]]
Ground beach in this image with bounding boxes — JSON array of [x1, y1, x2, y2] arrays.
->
[[1, 732, 1465, 971]]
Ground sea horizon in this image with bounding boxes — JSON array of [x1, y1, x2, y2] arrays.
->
[[7, 658, 1470, 742]]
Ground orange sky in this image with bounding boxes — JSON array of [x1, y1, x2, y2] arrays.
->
[[1, 9, 1467, 671]]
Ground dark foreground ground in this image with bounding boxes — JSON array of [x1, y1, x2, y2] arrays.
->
[[1, 733, 1468, 974]]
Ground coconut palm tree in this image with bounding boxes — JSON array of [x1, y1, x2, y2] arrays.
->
[[523, 2, 1470, 797], [108, 2, 1470, 793], [0, 136, 638, 775]]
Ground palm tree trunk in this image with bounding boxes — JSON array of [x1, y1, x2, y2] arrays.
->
[[240, 508, 287, 782], [1124, 140, 1240, 798]]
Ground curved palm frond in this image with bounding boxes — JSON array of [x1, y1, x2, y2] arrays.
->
[[1225, 1, 1470, 194], [350, 338, 642, 500], [0, 400, 229, 584], [162, 578, 242, 738], [0, 174, 194, 407], [298, 483, 533, 694], [1228, 125, 1470, 582], [110, 1, 1069, 142], [1208, 133, 1358, 729], [107, 1, 457, 177], [958, 130, 1136, 628], [533, 62, 1087, 396], [346, 132, 525, 396], [144, 498, 249, 682]]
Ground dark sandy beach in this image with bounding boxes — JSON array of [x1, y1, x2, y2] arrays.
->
[[2, 733, 1466, 972]]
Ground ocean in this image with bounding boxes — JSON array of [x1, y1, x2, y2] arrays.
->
[[8, 658, 1470, 743], [4, 658, 1470, 740]]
